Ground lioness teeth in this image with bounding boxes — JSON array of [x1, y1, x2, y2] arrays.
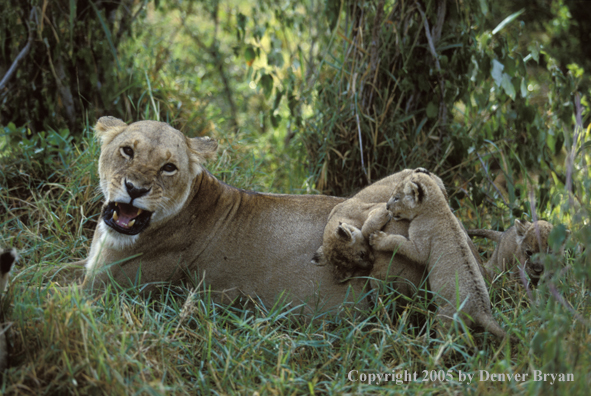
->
[[129, 219, 136, 227], [113, 211, 119, 221], [137, 209, 143, 215], [114, 202, 118, 207]]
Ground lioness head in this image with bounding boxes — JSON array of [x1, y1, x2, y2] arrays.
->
[[312, 222, 374, 277], [513, 219, 569, 287], [95, 117, 217, 242], [0, 248, 17, 292]]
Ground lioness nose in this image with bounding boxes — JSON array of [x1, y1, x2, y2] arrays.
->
[[125, 180, 150, 199]]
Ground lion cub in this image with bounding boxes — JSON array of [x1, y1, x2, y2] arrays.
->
[[468, 220, 567, 287], [0, 248, 17, 371], [311, 168, 444, 280], [369, 172, 509, 340]]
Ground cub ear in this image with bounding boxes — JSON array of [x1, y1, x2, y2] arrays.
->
[[403, 180, 425, 205], [515, 219, 529, 238], [95, 116, 127, 146], [414, 167, 431, 175], [187, 136, 218, 162], [311, 246, 326, 266], [337, 222, 354, 241]]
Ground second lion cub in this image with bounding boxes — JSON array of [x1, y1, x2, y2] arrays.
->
[[370, 172, 509, 341], [468, 220, 567, 287]]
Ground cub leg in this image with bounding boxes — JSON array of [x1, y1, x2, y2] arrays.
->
[[361, 204, 391, 239], [369, 232, 429, 264]]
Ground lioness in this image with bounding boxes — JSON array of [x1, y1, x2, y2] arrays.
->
[[0, 248, 17, 371], [369, 172, 509, 340], [468, 220, 566, 287], [82, 117, 373, 314]]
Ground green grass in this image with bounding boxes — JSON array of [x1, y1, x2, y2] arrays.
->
[[1, 125, 590, 395]]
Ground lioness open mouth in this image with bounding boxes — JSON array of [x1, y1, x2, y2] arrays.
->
[[102, 202, 152, 235]]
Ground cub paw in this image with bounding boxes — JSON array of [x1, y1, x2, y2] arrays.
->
[[368, 206, 391, 222], [369, 231, 388, 249]]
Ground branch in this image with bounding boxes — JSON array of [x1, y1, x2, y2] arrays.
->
[[0, 8, 36, 91], [179, 2, 238, 131]]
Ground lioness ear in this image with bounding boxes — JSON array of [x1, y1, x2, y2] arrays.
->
[[95, 116, 127, 146], [187, 136, 218, 162], [337, 222, 353, 241], [311, 246, 326, 266]]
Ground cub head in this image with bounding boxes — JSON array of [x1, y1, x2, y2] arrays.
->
[[0, 248, 17, 292], [514, 219, 569, 287], [312, 222, 374, 277], [95, 117, 217, 241], [386, 170, 446, 221]]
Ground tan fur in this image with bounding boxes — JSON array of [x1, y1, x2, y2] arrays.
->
[[345, 204, 427, 299], [468, 220, 566, 287], [369, 172, 509, 340], [0, 248, 17, 372], [312, 168, 486, 289], [82, 118, 372, 315], [311, 168, 445, 280]]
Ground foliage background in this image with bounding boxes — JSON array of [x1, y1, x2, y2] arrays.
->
[[1, 0, 590, 394]]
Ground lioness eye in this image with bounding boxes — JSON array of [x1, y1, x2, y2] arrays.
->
[[121, 146, 134, 158], [161, 163, 177, 173]]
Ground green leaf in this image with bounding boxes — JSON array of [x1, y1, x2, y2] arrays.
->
[[273, 90, 283, 110], [501, 74, 516, 100], [426, 102, 438, 119], [527, 42, 540, 63], [270, 113, 281, 129], [478, 0, 489, 16], [491, 59, 504, 87], [532, 330, 546, 355], [576, 141, 591, 157], [260, 74, 274, 99], [237, 13, 247, 41], [520, 78, 527, 98], [244, 46, 256, 65], [492, 9, 525, 35]]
